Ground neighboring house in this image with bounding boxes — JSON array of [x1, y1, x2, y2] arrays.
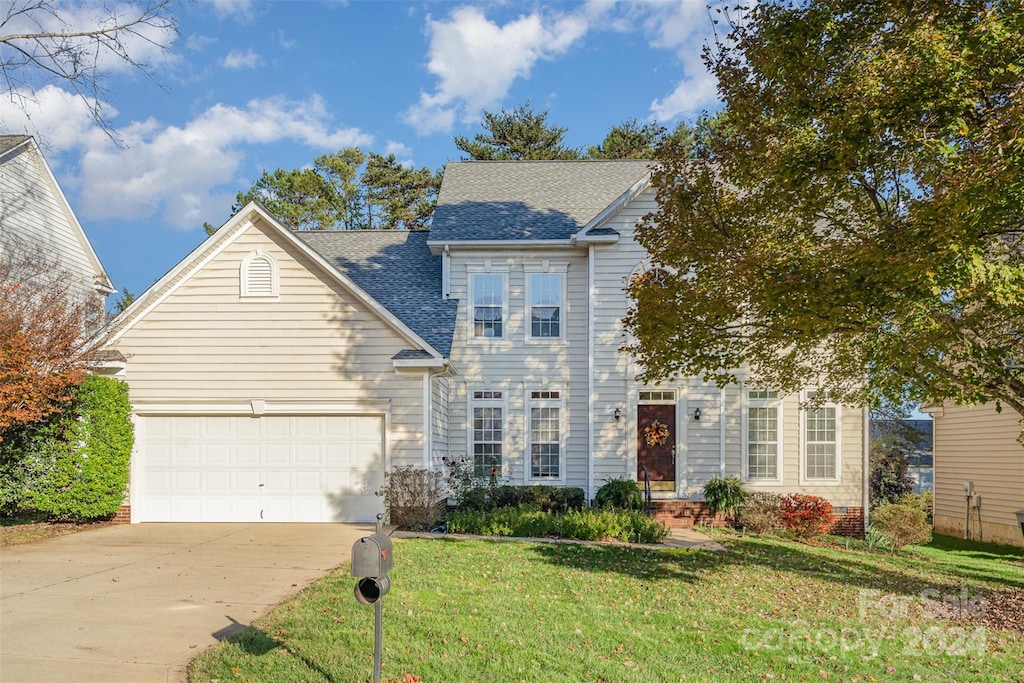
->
[[870, 419, 934, 493], [922, 403, 1024, 547], [97, 161, 867, 530], [0, 135, 115, 323]]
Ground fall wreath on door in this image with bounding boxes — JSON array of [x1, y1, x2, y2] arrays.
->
[[643, 419, 670, 447]]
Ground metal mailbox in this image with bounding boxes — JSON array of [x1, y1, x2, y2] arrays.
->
[[351, 533, 393, 578]]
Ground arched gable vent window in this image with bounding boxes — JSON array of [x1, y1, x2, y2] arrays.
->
[[628, 263, 674, 288], [240, 250, 279, 298]]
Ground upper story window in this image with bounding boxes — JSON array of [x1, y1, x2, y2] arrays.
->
[[472, 273, 505, 338], [529, 273, 562, 339], [240, 250, 279, 298]]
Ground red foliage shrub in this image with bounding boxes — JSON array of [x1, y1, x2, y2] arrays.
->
[[780, 493, 834, 540]]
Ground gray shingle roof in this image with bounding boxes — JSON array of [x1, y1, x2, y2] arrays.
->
[[430, 160, 651, 242], [296, 230, 457, 357], [0, 135, 31, 156]]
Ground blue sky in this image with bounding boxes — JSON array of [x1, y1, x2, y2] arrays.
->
[[3, 0, 724, 299]]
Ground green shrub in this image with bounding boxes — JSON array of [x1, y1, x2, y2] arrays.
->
[[703, 476, 747, 518], [376, 466, 445, 531], [780, 493, 834, 540], [898, 491, 934, 524], [441, 456, 507, 512], [871, 503, 932, 551], [594, 478, 643, 511], [523, 485, 586, 512], [446, 506, 667, 544], [0, 425, 38, 516], [737, 491, 785, 534], [25, 376, 134, 521], [865, 524, 894, 552]]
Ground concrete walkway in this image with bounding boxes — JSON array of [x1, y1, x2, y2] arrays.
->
[[0, 523, 371, 683]]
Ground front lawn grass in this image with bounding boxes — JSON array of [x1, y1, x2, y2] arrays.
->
[[189, 533, 1024, 683]]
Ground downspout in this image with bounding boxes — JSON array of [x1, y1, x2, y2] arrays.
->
[[587, 244, 595, 503], [719, 388, 726, 478], [423, 373, 432, 468], [863, 406, 870, 532], [442, 245, 451, 299]]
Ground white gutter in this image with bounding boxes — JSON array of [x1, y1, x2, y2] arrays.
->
[[587, 244, 596, 503], [720, 388, 727, 478]]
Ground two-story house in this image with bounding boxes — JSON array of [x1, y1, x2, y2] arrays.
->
[[98, 160, 866, 532]]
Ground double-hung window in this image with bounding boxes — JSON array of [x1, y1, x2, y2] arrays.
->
[[471, 390, 504, 477], [803, 391, 839, 481], [528, 273, 562, 339], [472, 273, 505, 339], [746, 390, 781, 481], [528, 390, 562, 479]]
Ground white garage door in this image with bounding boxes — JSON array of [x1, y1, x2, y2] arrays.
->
[[136, 415, 385, 522]]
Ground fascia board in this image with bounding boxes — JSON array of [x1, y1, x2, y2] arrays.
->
[[573, 171, 653, 240]]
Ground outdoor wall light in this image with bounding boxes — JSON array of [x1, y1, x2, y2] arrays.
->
[[693, 407, 702, 421], [614, 408, 622, 422]]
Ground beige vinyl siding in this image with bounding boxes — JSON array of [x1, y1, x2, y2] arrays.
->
[[933, 404, 1024, 547], [431, 375, 450, 465], [0, 142, 107, 323], [589, 187, 864, 505], [109, 217, 428, 469], [447, 249, 589, 488]]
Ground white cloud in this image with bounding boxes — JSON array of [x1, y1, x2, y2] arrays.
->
[[7, 86, 373, 230], [0, 1, 179, 76], [403, 6, 594, 135], [206, 0, 258, 22], [384, 141, 412, 158], [638, 1, 724, 121], [186, 34, 218, 52], [220, 49, 262, 70]]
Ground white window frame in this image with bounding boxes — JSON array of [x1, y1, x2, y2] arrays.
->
[[526, 389, 566, 482], [524, 262, 568, 343], [468, 267, 509, 342], [468, 388, 507, 478], [239, 250, 279, 299], [742, 390, 783, 484], [799, 390, 842, 485]]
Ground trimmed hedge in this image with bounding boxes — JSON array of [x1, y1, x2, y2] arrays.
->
[[455, 483, 585, 513], [16, 376, 134, 520], [446, 504, 668, 544]]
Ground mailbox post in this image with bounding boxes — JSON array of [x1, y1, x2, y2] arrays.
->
[[352, 513, 392, 683]]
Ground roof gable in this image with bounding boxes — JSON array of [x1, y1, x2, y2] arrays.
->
[[0, 135, 114, 294], [100, 203, 447, 359], [430, 160, 651, 243]]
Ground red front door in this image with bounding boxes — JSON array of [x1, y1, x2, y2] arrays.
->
[[637, 404, 676, 490]]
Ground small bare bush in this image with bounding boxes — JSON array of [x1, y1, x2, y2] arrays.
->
[[871, 503, 932, 552], [377, 467, 445, 531], [737, 491, 785, 534]]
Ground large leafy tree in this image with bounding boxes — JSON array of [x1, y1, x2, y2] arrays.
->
[[627, 0, 1024, 420], [227, 148, 441, 231], [454, 102, 582, 160]]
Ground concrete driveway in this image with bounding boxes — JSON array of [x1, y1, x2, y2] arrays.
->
[[0, 523, 371, 682]]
